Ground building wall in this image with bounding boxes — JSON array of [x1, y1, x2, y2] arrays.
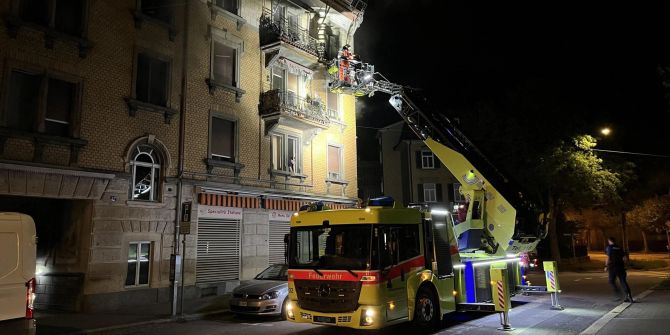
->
[[0, 0, 361, 311]]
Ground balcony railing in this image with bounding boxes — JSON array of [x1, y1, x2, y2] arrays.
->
[[260, 90, 331, 127], [259, 7, 323, 59]]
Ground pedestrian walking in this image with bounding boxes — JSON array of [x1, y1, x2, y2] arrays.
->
[[604, 237, 634, 302]]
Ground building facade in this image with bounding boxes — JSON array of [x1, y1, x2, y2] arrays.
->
[[378, 121, 460, 208], [0, 0, 363, 312]]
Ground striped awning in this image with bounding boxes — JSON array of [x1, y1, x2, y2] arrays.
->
[[197, 193, 353, 211]]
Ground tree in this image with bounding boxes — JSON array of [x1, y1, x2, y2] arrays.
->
[[536, 135, 624, 261], [627, 195, 670, 251]]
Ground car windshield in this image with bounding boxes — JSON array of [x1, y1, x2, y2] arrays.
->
[[289, 224, 375, 270], [254, 264, 288, 280]]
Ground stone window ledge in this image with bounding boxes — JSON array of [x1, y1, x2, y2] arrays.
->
[[5, 16, 93, 58], [270, 169, 307, 181], [0, 127, 87, 165], [208, 3, 246, 30], [205, 158, 244, 175], [125, 97, 178, 124], [326, 178, 349, 186], [205, 78, 245, 102], [133, 12, 177, 41], [126, 200, 165, 208]]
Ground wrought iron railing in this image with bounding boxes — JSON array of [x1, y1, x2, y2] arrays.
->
[[259, 90, 331, 127], [259, 7, 323, 58]]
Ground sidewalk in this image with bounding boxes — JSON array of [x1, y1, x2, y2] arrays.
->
[[34, 294, 231, 335], [580, 278, 670, 335]]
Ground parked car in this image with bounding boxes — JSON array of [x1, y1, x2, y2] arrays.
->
[[229, 264, 288, 318]]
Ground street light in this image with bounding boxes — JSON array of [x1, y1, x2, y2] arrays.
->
[[600, 127, 611, 136]]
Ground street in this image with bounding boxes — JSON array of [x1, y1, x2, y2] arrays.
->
[[96, 269, 668, 335]]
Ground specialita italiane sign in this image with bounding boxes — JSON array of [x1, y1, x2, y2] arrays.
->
[[198, 205, 243, 220], [269, 210, 294, 222]]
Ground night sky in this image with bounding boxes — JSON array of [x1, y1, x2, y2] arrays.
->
[[354, 0, 670, 175]]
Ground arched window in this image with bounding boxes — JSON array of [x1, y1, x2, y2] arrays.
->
[[131, 144, 161, 201]]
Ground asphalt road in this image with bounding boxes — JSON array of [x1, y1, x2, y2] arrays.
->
[[101, 269, 668, 335]]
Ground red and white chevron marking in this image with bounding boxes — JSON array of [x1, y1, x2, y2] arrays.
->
[[497, 280, 506, 310]]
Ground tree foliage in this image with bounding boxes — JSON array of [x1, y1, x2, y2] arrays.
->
[[626, 195, 670, 233]]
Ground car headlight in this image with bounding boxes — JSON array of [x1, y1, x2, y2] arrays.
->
[[261, 291, 280, 300]]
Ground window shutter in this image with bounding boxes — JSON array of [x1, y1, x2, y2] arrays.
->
[[436, 183, 443, 202], [434, 156, 441, 168], [415, 151, 422, 168], [417, 184, 424, 202], [447, 183, 454, 203]]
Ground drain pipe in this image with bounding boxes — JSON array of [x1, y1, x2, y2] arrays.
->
[[172, 0, 190, 318]]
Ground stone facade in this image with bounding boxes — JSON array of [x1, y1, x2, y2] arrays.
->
[[0, 0, 362, 311]]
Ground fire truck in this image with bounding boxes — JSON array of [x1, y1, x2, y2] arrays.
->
[[284, 58, 548, 329]]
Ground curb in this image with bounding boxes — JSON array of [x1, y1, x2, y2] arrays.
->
[[67, 309, 230, 335]]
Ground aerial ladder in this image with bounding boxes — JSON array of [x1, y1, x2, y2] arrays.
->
[[328, 59, 548, 257]]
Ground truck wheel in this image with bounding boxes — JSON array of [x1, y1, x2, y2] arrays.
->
[[414, 287, 439, 328]]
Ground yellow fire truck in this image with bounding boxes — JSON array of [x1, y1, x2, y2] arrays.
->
[[285, 60, 548, 329]]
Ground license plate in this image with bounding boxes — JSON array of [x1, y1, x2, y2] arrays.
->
[[238, 301, 248, 307], [313, 316, 335, 324]]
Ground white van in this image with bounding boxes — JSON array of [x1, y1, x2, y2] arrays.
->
[[0, 213, 37, 325]]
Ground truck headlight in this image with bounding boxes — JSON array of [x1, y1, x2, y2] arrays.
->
[[261, 291, 280, 300], [360, 308, 374, 326], [286, 301, 295, 319]]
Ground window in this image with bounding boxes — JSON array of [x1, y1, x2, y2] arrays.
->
[[20, 0, 85, 36], [212, 41, 236, 86], [327, 91, 340, 120], [141, 0, 173, 25], [271, 132, 301, 174], [130, 144, 161, 201], [423, 183, 437, 202], [380, 225, 420, 268], [126, 242, 151, 287], [5, 69, 79, 137], [210, 116, 236, 162], [215, 0, 238, 14], [452, 183, 465, 202], [135, 53, 169, 107], [328, 144, 343, 180], [421, 150, 435, 169], [271, 67, 284, 91]]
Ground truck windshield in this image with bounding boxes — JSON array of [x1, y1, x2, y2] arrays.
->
[[289, 224, 376, 270]]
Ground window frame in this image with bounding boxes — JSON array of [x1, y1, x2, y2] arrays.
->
[[270, 130, 302, 175], [131, 49, 172, 108], [327, 143, 344, 181], [213, 0, 240, 16], [423, 183, 437, 203], [130, 144, 162, 202], [327, 91, 341, 121], [209, 28, 242, 89], [453, 182, 465, 203], [208, 113, 239, 163], [14, 0, 90, 37], [421, 149, 435, 169], [1, 63, 83, 139], [135, 0, 174, 27], [125, 241, 152, 288]]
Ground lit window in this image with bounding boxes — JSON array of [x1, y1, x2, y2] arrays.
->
[[327, 91, 340, 121], [424, 183, 437, 203], [421, 150, 435, 169], [126, 242, 151, 287], [328, 144, 343, 180], [271, 132, 301, 174], [131, 145, 161, 201]]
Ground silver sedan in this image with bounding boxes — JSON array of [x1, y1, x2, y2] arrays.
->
[[229, 264, 289, 318]]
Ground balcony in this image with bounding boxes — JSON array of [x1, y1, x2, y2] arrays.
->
[[259, 7, 323, 68], [259, 90, 331, 135]]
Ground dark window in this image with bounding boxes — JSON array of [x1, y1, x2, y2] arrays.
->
[[20, 0, 50, 26], [216, 0, 238, 14], [141, 0, 173, 25], [136, 53, 169, 106], [5, 70, 77, 137], [212, 41, 236, 86], [45, 78, 75, 137], [380, 225, 420, 268], [210, 117, 235, 162], [20, 0, 84, 36], [6, 71, 41, 132]]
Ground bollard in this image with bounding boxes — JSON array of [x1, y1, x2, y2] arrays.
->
[[491, 263, 514, 331], [543, 261, 564, 310]]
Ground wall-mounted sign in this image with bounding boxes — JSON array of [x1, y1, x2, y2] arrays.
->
[[198, 205, 244, 220], [269, 210, 294, 222]]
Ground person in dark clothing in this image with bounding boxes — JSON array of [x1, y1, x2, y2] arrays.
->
[[605, 237, 633, 302]]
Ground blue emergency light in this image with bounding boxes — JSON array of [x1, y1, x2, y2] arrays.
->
[[368, 196, 395, 207]]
